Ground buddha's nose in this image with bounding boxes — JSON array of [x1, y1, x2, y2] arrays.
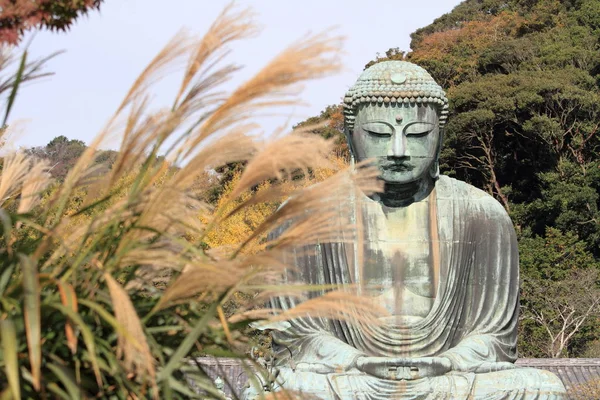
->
[[387, 132, 407, 157]]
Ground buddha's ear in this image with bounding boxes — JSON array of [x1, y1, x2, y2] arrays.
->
[[437, 126, 445, 153], [344, 126, 358, 160], [430, 160, 440, 180]]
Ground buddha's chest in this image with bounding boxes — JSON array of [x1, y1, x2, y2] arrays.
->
[[359, 201, 436, 320]]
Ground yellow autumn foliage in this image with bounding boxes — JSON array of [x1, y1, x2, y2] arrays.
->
[[201, 152, 348, 253]]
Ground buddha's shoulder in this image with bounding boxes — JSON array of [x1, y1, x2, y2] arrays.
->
[[437, 175, 510, 219]]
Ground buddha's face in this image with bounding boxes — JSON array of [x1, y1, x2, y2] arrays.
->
[[350, 103, 440, 185]]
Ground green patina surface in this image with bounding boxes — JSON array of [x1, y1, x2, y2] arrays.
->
[[245, 61, 567, 399]]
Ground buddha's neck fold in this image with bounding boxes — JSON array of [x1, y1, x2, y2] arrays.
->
[[375, 176, 436, 207]]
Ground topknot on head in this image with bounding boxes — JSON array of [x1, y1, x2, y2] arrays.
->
[[343, 61, 449, 131]]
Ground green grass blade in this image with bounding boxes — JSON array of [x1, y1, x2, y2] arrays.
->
[[0, 319, 20, 399], [46, 363, 81, 399], [49, 303, 103, 389], [3, 50, 27, 128], [157, 302, 218, 382], [167, 376, 202, 398], [180, 366, 227, 399], [0, 263, 15, 298], [46, 383, 70, 400], [0, 210, 14, 253], [19, 253, 41, 391], [78, 298, 140, 348]]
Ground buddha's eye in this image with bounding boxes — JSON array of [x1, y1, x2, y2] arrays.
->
[[362, 122, 393, 137], [404, 122, 435, 137]]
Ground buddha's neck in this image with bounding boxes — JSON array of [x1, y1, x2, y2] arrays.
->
[[376, 176, 436, 207]]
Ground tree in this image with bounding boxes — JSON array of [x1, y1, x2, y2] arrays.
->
[[522, 269, 600, 358], [26, 135, 87, 179], [24, 135, 148, 182], [0, 0, 103, 45], [293, 104, 350, 161], [519, 228, 600, 357]]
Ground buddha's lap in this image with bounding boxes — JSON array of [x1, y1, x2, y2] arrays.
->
[[272, 366, 566, 399]]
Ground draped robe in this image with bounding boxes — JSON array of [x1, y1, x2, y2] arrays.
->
[[253, 176, 566, 399]]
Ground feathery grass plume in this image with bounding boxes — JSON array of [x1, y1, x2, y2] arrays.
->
[[119, 242, 189, 275], [184, 32, 344, 154], [349, 159, 385, 195], [45, 132, 113, 227], [155, 248, 299, 313], [104, 273, 157, 392], [105, 96, 154, 185], [53, 26, 199, 217], [268, 290, 388, 326], [236, 162, 382, 254], [155, 260, 247, 311], [17, 158, 51, 214], [172, 127, 257, 190], [0, 48, 61, 126], [228, 129, 333, 200], [114, 31, 194, 116], [174, 2, 257, 107], [42, 197, 133, 268], [0, 152, 30, 204], [108, 4, 256, 187], [125, 186, 205, 243]]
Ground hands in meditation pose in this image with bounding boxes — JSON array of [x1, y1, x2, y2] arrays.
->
[[245, 61, 566, 399]]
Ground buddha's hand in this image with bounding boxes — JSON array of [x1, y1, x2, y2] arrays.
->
[[356, 356, 452, 380]]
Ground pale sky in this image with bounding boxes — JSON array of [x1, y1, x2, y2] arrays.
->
[[8, 0, 462, 150]]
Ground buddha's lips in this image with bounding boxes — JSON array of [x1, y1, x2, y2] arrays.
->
[[380, 162, 415, 172]]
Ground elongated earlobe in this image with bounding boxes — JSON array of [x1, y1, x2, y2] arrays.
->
[[429, 161, 439, 180], [430, 128, 443, 180]]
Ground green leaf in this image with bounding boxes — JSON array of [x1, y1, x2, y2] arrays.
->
[[0, 320, 20, 399], [0, 263, 15, 298], [19, 253, 41, 391]]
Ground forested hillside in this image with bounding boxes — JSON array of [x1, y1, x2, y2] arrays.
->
[[305, 0, 600, 358]]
